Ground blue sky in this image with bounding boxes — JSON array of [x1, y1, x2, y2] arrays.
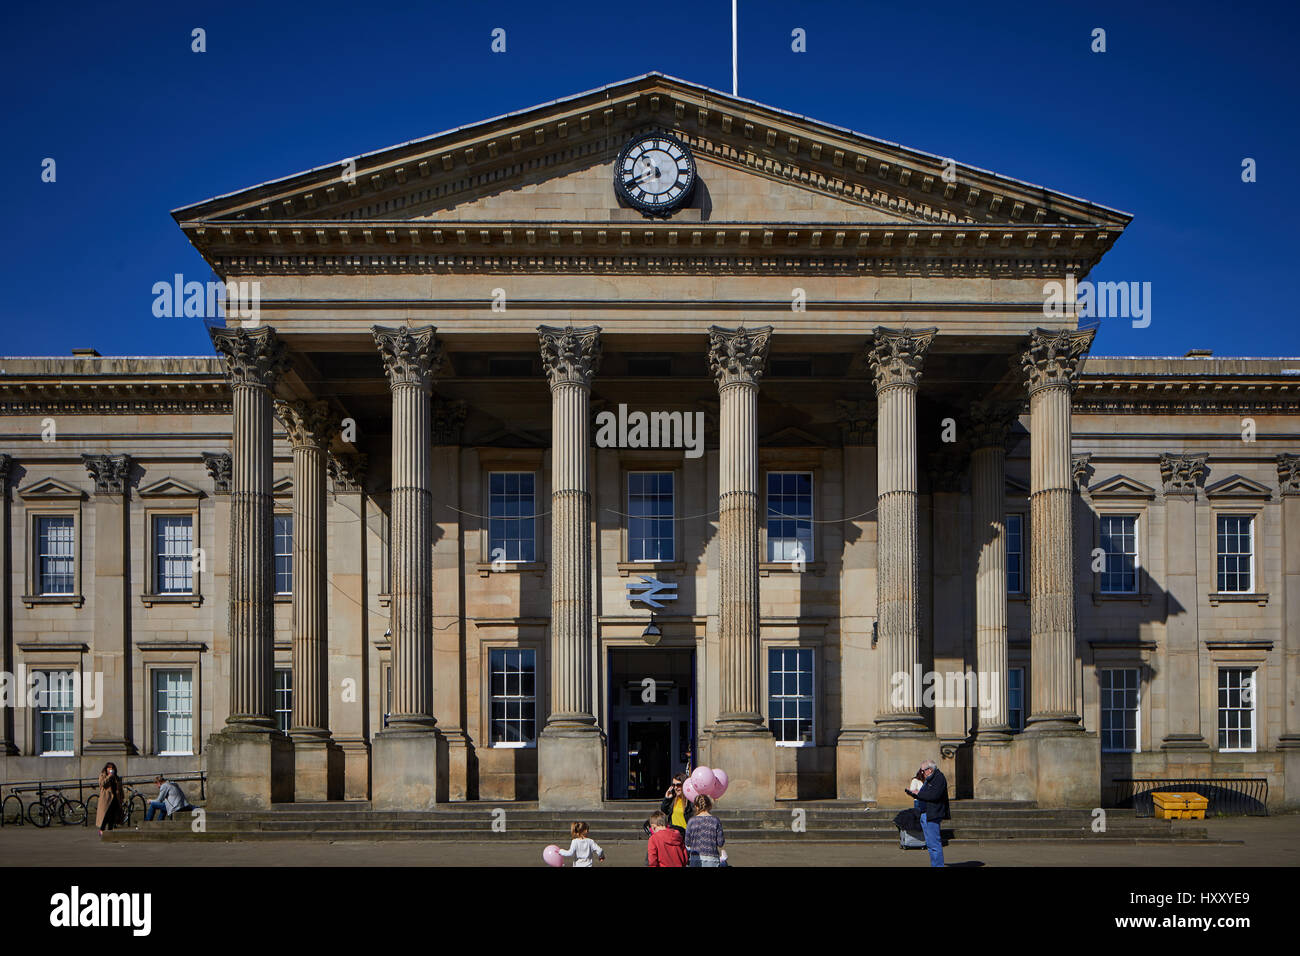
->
[[1, 0, 1296, 357]]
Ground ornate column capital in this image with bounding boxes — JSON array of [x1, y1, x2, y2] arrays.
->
[[708, 325, 773, 389], [1278, 454, 1300, 496], [432, 398, 468, 445], [328, 452, 368, 494], [274, 399, 340, 449], [538, 325, 602, 389], [1160, 452, 1208, 496], [966, 398, 1022, 450], [928, 448, 968, 493], [81, 454, 132, 495], [0, 452, 11, 488], [210, 326, 290, 389], [835, 398, 877, 446], [867, 326, 937, 391], [373, 325, 442, 390], [1072, 453, 1094, 491], [201, 452, 232, 494], [1021, 327, 1095, 395]]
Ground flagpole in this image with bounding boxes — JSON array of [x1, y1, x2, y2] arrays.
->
[[731, 0, 738, 96]]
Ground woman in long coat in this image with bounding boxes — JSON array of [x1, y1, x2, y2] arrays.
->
[[95, 762, 125, 834]]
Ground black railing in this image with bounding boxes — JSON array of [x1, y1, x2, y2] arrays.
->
[[1108, 777, 1268, 817], [1, 772, 206, 827]]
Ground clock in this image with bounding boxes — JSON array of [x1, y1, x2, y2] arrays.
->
[[614, 132, 696, 217]]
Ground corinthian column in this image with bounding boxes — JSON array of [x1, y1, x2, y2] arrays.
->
[[208, 325, 292, 809], [869, 327, 936, 728], [1021, 328, 1093, 730], [0, 455, 13, 755], [705, 325, 776, 807], [536, 325, 604, 809], [275, 398, 342, 800], [371, 325, 442, 809]]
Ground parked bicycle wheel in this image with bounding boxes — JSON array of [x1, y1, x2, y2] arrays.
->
[[1, 793, 24, 826], [59, 798, 87, 826], [126, 792, 146, 825], [85, 794, 97, 825], [26, 799, 52, 828]]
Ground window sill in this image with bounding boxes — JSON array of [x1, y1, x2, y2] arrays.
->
[[156, 751, 195, 757], [617, 561, 685, 577], [1091, 592, 1152, 606], [140, 593, 203, 608], [40, 752, 75, 758], [273, 594, 291, 604], [476, 561, 546, 578], [491, 742, 537, 750], [1208, 592, 1268, 607], [22, 594, 84, 609], [775, 740, 816, 748], [759, 561, 825, 577]]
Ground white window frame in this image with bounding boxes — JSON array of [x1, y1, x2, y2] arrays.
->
[[487, 471, 537, 564], [1099, 667, 1141, 753], [488, 648, 538, 749], [765, 471, 814, 563], [34, 669, 76, 756], [151, 512, 196, 596], [626, 470, 675, 563], [1215, 514, 1254, 594], [274, 668, 293, 733], [152, 668, 194, 756], [35, 514, 77, 596], [273, 513, 293, 596], [1217, 667, 1256, 753], [767, 647, 816, 747], [1098, 513, 1140, 595]]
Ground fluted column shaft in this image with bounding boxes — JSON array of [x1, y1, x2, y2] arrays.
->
[[970, 441, 1009, 733], [869, 327, 935, 727], [212, 327, 289, 731], [1022, 328, 1094, 729], [373, 326, 440, 732], [538, 326, 601, 727], [708, 325, 772, 729]]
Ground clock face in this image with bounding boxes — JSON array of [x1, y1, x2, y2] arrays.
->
[[614, 133, 696, 217]]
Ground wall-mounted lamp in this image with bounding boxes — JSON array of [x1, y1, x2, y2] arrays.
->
[[641, 619, 662, 646]]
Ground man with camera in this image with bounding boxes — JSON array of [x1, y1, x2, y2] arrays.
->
[[906, 759, 949, 867]]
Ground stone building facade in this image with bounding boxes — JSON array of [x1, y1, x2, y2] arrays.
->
[[1, 74, 1297, 809]]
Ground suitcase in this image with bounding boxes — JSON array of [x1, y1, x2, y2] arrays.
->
[[899, 827, 927, 849]]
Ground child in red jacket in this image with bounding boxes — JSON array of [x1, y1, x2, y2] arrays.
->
[[646, 811, 688, 866]]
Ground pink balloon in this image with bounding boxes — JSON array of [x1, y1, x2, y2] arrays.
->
[[682, 778, 700, 802], [543, 844, 563, 867], [691, 766, 717, 797], [711, 768, 729, 798]]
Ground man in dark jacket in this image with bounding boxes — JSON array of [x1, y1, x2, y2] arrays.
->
[[906, 759, 949, 867]]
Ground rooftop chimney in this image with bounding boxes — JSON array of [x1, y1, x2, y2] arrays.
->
[[1185, 349, 1213, 357], [71, 348, 100, 357]]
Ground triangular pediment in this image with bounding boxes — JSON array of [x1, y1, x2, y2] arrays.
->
[[1089, 474, 1157, 499], [175, 74, 1129, 271], [759, 426, 826, 447], [138, 476, 206, 499], [272, 475, 293, 497], [1205, 474, 1272, 499], [17, 477, 85, 500]]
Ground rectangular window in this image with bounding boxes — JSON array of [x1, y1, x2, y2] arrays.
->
[[35, 670, 75, 755], [1216, 515, 1253, 593], [153, 669, 193, 754], [488, 472, 536, 563], [767, 647, 814, 745], [627, 472, 674, 562], [273, 514, 293, 595], [1217, 668, 1256, 752], [36, 515, 75, 595], [1100, 668, 1141, 753], [274, 669, 292, 733], [1006, 514, 1024, 594], [1099, 514, 1138, 594], [489, 649, 537, 747], [767, 472, 813, 562], [1007, 667, 1025, 732], [153, 514, 194, 594]]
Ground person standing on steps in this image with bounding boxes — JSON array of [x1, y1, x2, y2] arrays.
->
[[660, 772, 693, 836], [906, 759, 949, 867], [684, 794, 724, 867]]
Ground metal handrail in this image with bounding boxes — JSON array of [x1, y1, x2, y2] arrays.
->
[[1107, 777, 1269, 817], [1, 772, 207, 827]]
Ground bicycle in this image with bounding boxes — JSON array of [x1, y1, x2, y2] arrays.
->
[[26, 788, 87, 827], [1, 790, 25, 827]]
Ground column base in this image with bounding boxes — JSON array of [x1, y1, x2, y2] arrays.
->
[[1282, 738, 1300, 811], [372, 729, 440, 809], [207, 728, 293, 810], [439, 729, 471, 802], [973, 734, 1035, 801], [290, 732, 344, 802], [1026, 728, 1100, 807], [706, 729, 775, 808], [538, 725, 606, 810], [868, 729, 941, 808], [834, 728, 872, 801], [334, 737, 371, 801]]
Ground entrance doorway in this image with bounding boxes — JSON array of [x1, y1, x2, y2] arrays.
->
[[607, 648, 694, 799]]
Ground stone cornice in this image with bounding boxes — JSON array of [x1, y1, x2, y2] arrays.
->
[[708, 325, 773, 389], [210, 326, 290, 389], [372, 325, 442, 390], [538, 325, 602, 388], [1021, 327, 1095, 395], [1159, 453, 1208, 496], [867, 326, 936, 391], [81, 454, 132, 495], [273, 398, 340, 449]]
